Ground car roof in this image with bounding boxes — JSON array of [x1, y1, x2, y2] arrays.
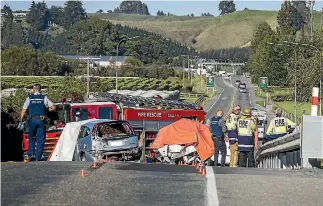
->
[[83, 119, 124, 127]]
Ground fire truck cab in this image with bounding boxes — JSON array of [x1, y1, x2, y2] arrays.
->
[[22, 98, 119, 160]]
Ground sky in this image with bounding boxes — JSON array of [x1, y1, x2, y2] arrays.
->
[[2, 0, 323, 16]]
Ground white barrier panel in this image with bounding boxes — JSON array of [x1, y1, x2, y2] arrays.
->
[[301, 115, 323, 168], [311, 87, 319, 116]]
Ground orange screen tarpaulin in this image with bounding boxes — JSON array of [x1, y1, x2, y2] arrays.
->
[[151, 118, 214, 161]]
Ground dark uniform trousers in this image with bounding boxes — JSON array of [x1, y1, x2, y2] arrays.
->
[[238, 149, 255, 167], [213, 136, 227, 166], [238, 135, 255, 167]]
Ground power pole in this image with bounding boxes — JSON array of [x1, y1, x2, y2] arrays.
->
[[188, 55, 190, 81], [308, 0, 315, 41], [182, 56, 185, 81], [321, 7, 323, 31]]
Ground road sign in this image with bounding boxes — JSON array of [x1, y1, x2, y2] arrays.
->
[[206, 76, 215, 88], [259, 77, 268, 89]]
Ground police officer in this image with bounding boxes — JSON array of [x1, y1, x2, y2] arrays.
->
[[265, 109, 295, 141], [226, 105, 241, 167], [207, 110, 227, 167], [237, 108, 258, 167], [19, 84, 55, 162]]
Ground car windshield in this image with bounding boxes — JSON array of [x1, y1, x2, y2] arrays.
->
[[97, 122, 134, 138], [240, 84, 246, 88]]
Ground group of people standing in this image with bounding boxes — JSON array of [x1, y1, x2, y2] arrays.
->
[[207, 105, 258, 167], [207, 104, 296, 168]]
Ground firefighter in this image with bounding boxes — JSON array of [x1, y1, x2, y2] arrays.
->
[[19, 84, 55, 162], [265, 109, 296, 141], [226, 105, 241, 167], [237, 108, 258, 167], [207, 110, 227, 167]]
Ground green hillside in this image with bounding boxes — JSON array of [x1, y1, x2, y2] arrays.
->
[[90, 10, 322, 51]]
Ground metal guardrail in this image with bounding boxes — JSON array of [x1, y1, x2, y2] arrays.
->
[[256, 128, 301, 169], [180, 92, 206, 105]]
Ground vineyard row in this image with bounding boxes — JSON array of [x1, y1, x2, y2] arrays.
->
[[1, 77, 184, 91]]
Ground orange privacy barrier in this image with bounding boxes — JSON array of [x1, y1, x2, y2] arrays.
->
[[151, 119, 214, 161]]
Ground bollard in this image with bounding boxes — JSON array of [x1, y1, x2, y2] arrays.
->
[[311, 87, 319, 116]]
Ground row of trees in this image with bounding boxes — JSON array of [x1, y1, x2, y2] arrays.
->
[[0, 44, 178, 78], [156, 10, 174, 16], [200, 47, 250, 62], [26, 0, 87, 30], [114, 1, 149, 15], [97, 0, 234, 17], [248, 0, 323, 101], [1, 2, 197, 66]]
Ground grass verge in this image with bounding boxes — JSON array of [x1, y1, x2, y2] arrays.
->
[[273, 101, 311, 118]]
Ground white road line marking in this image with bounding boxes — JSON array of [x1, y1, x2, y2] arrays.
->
[[206, 166, 219, 206], [206, 79, 224, 114]]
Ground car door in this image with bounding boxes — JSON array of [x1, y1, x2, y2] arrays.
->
[[77, 125, 91, 160]]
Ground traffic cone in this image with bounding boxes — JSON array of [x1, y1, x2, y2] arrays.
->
[[80, 169, 87, 178], [92, 161, 98, 169]]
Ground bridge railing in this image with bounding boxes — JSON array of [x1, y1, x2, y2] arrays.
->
[[256, 115, 323, 169], [256, 128, 301, 169]]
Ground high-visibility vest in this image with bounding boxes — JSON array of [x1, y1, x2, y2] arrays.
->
[[237, 118, 254, 152], [226, 113, 238, 144], [226, 113, 238, 130], [271, 117, 288, 135]]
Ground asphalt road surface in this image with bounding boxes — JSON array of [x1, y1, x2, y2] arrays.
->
[[230, 75, 253, 110], [205, 76, 235, 120], [2, 162, 323, 206]]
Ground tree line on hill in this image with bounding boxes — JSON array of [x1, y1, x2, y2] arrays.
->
[[1, 1, 198, 77], [97, 0, 235, 17], [200, 47, 250, 62], [248, 0, 323, 101]]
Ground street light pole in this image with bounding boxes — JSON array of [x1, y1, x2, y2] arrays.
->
[[87, 59, 90, 97], [293, 47, 297, 123], [115, 36, 139, 94]]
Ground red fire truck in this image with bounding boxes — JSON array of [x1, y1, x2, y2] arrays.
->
[[22, 98, 119, 159], [22, 95, 206, 161]]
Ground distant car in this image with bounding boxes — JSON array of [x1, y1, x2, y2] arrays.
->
[[249, 107, 258, 112], [239, 83, 247, 93], [235, 80, 241, 86]]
